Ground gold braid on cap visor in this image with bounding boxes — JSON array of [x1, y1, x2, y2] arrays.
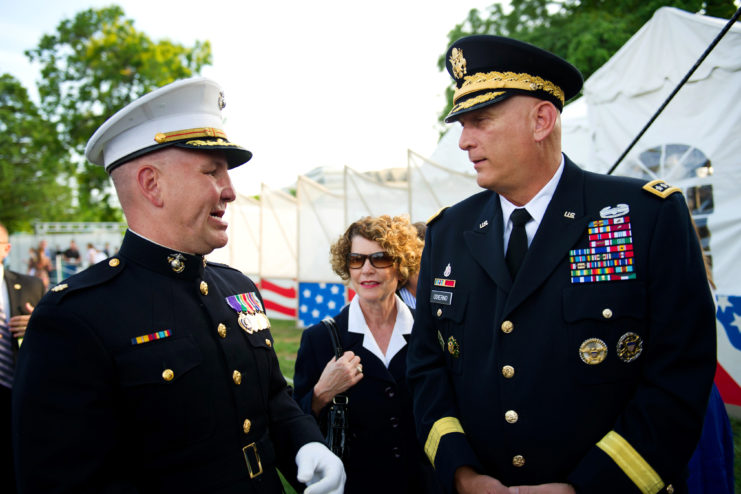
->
[[451, 71, 565, 113], [154, 127, 227, 144]]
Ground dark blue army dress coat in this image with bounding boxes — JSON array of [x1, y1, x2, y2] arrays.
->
[[407, 157, 716, 494], [12, 230, 323, 494], [294, 304, 441, 494]]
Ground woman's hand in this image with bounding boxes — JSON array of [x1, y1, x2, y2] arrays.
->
[[311, 351, 364, 414]]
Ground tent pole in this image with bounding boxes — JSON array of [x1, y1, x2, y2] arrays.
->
[[607, 6, 741, 175]]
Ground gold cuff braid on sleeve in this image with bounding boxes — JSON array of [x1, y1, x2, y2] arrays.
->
[[596, 431, 664, 494]]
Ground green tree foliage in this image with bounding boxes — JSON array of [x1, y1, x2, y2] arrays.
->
[[438, 0, 738, 122], [25, 5, 212, 220], [0, 74, 74, 232]]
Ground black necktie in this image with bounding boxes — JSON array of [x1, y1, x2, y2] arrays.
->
[[506, 208, 531, 279]]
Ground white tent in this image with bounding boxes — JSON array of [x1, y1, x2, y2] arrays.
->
[[572, 7, 741, 410]]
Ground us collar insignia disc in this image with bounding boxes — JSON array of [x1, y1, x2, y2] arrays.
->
[[617, 332, 643, 362], [579, 337, 607, 365]]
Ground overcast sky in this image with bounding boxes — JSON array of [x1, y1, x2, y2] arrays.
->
[[1, 0, 496, 196]]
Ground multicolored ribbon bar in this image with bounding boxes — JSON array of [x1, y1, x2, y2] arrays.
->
[[131, 330, 172, 345], [589, 216, 630, 227], [570, 214, 637, 284]]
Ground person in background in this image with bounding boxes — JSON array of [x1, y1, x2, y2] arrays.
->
[[0, 221, 44, 494], [686, 225, 734, 494], [294, 215, 440, 494], [13, 77, 344, 494], [62, 239, 80, 265], [397, 221, 426, 309], [407, 35, 716, 494]]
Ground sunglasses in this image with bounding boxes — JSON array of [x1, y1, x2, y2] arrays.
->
[[347, 251, 395, 269]]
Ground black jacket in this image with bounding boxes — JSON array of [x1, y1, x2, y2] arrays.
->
[[13, 230, 322, 494], [294, 304, 441, 494], [407, 157, 716, 494]]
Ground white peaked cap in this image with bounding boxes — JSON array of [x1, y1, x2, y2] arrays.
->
[[85, 77, 252, 172]]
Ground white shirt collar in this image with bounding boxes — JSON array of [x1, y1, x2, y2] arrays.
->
[[347, 294, 414, 368], [500, 154, 565, 249]]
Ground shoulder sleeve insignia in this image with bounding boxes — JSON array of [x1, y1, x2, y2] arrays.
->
[[642, 179, 681, 199], [427, 207, 449, 225]]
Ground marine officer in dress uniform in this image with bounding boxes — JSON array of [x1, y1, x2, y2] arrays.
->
[[406, 36, 716, 494], [12, 78, 345, 494]]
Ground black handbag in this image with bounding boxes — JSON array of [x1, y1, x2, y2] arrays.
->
[[320, 316, 348, 459]]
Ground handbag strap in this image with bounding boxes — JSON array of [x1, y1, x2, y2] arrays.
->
[[321, 316, 343, 359]]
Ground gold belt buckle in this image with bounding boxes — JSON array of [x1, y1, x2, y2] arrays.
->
[[242, 442, 263, 479]]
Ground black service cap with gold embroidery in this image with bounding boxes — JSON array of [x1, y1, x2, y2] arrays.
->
[[444, 35, 583, 123]]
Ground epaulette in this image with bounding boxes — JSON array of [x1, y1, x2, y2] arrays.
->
[[427, 207, 449, 225], [642, 179, 681, 199], [206, 260, 243, 274], [46, 257, 126, 304]]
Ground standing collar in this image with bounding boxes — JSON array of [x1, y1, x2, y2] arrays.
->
[[117, 229, 206, 280]]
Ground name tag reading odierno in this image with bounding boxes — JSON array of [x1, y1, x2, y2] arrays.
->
[[430, 290, 453, 305]]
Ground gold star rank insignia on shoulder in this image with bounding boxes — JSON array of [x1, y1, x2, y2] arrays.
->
[[642, 179, 681, 199]]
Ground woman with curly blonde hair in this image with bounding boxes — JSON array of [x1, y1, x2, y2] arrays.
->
[[293, 215, 441, 494]]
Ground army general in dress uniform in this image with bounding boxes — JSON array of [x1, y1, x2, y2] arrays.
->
[[12, 78, 345, 494], [406, 36, 716, 494]]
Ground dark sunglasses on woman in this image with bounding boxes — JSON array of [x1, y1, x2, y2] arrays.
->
[[347, 252, 395, 269]]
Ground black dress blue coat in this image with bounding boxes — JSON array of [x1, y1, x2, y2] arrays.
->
[[293, 304, 441, 494], [12, 230, 323, 494], [406, 157, 716, 494]]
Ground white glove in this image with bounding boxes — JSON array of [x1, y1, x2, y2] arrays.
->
[[295, 441, 346, 494]]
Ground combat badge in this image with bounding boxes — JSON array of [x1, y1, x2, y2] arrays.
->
[[579, 338, 607, 365], [447, 336, 460, 358], [616, 332, 643, 362]]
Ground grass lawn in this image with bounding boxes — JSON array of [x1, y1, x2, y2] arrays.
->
[[270, 319, 741, 492]]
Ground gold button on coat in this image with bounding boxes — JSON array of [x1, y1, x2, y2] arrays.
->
[[162, 369, 174, 382], [502, 365, 515, 378], [505, 410, 519, 423], [602, 308, 613, 319], [200, 281, 209, 295], [666, 485, 674, 494], [233, 370, 242, 385], [108, 258, 120, 267], [501, 320, 514, 333], [436, 308, 443, 317], [217, 323, 227, 338], [512, 455, 525, 467], [243, 419, 251, 434], [265, 339, 272, 347]]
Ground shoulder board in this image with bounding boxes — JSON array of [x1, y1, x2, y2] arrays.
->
[[46, 257, 126, 304], [642, 179, 681, 199], [206, 260, 243, 274], [427, 206, 449, 225]]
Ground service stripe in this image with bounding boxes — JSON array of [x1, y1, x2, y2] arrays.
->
[[597, 431, 664, 494]]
